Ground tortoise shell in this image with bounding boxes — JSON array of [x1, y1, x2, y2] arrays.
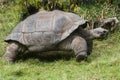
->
[[5, 10, 88, 51]]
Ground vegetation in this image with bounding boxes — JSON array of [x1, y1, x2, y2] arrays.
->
[[0, 0, 120, 80]]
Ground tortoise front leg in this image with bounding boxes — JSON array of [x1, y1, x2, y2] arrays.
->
[[71, 36, 88, 62], [59, 36, 88, 62]]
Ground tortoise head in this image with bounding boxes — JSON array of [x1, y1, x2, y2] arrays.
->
[[89, 27, 109, 39]]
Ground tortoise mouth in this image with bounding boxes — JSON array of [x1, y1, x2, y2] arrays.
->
[[99, 32, 109, 39]]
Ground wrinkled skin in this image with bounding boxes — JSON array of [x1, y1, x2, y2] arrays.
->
[[2, 27, 108, 63]]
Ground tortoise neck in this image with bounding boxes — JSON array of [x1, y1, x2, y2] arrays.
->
[[86, 30, 95, 40]]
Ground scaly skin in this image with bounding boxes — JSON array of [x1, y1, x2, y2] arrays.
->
[[2, 42, 26, 63], [58, 33, 88, 62]]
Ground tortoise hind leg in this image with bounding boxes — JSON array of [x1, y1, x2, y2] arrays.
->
[[2, 42, 26, 63]]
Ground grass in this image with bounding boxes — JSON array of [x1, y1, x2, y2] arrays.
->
[[0, 1, 120, 80]]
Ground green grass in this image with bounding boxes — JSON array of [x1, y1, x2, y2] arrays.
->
[[0, 2, 120, 80]]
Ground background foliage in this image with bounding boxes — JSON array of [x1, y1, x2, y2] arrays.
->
[[1, 0, 119, 20]]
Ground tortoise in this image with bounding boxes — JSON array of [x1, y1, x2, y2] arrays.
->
[[2, 10, 108, 63]]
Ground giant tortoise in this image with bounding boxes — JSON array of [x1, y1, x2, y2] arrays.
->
[[2, 10, 108, 63]]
